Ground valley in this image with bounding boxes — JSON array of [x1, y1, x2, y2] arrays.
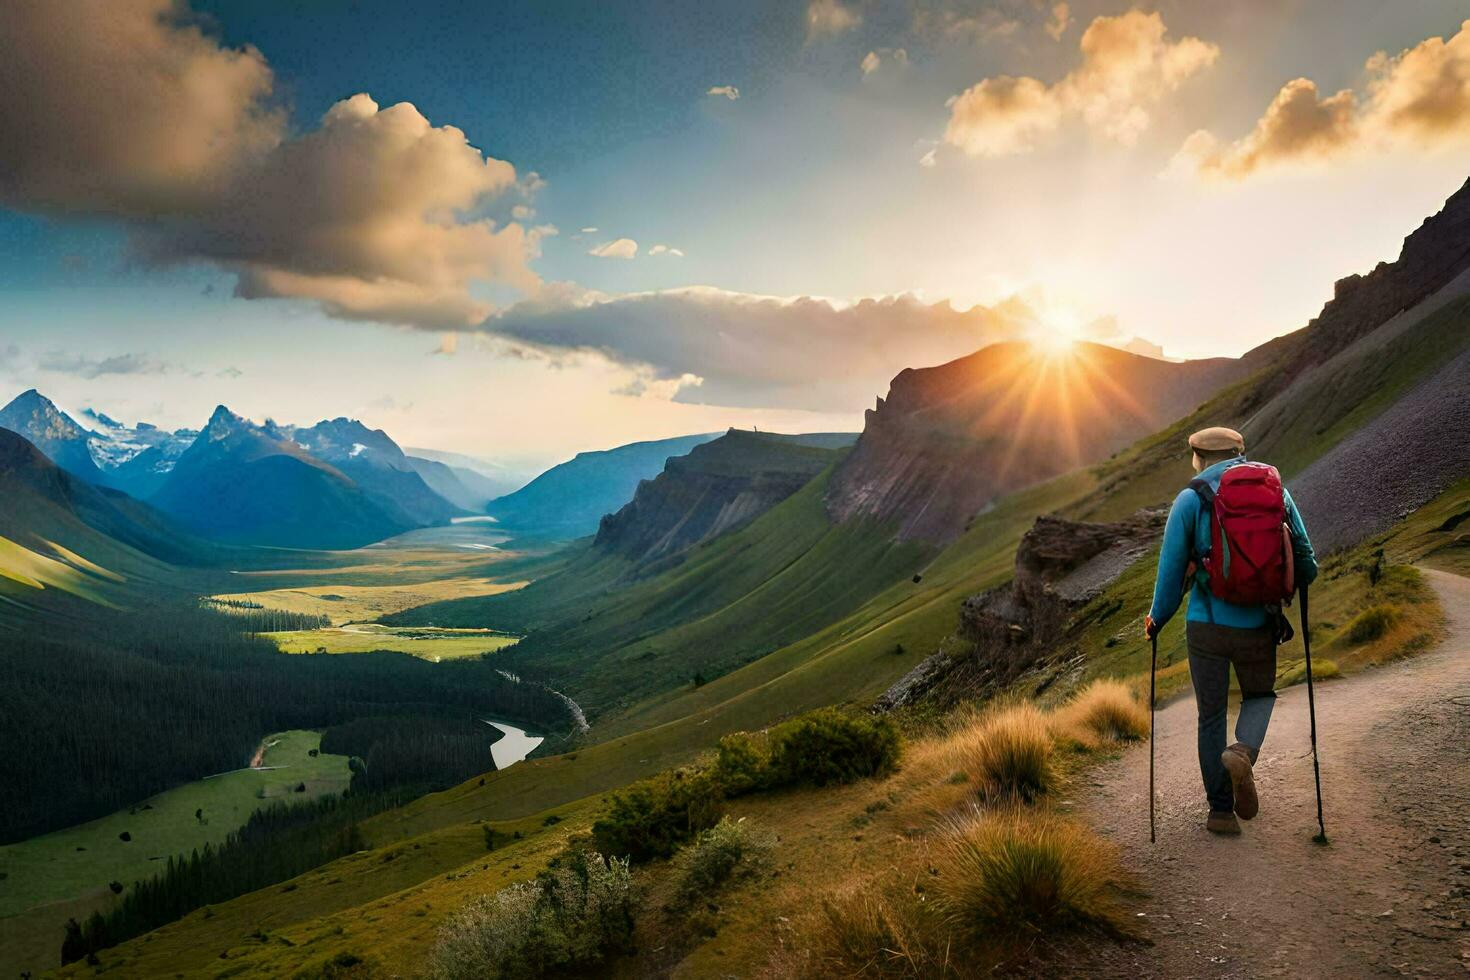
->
[[2, 124, 1468, 980]]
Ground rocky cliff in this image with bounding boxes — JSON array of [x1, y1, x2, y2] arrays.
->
[[826, 341, 1246, 543], [593, 429, 839, 567], [875, 508, 1164, 711]]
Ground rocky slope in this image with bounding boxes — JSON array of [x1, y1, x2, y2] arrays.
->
[[1287, 174, 1470, 376], [593, 429, 841, 567], [826, 341, 1248, 543]]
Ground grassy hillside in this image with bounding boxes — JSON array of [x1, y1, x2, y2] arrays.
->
[[395, 467, 940, 717]]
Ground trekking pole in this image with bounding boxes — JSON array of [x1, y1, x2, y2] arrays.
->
[[1300, 583, 1327, 843], [1149, 632, 1157, 844]]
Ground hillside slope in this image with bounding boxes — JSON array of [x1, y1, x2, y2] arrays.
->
[[593, 429, 841, 567]]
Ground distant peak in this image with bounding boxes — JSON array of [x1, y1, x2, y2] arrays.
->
[[205, 405, 244, 439]]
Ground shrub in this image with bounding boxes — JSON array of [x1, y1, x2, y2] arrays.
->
[[712, 731, 772, 796], [948, 704, 1054, 802], [934, 807, 1121, 938], [1052, 680, 1149, 748], [429, 851, 634, 979], [671, 817, 773, 908], [1345, 604, 1400, 645], [764, 708, 902, 789], [591, 767, 722, 862]]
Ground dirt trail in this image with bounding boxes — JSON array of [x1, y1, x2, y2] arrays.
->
[[1077, 568, 1470, 978]]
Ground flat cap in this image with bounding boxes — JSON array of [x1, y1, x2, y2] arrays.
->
[[1188, 426, 1244, 452]]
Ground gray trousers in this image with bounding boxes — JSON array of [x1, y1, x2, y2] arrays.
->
[[1186, 621, 1278, 813]]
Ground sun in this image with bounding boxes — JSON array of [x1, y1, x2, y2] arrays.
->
[[1029, 310, 1082, 357]]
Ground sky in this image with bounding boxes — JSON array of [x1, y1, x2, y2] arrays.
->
[[1, 0, 1468, 469]]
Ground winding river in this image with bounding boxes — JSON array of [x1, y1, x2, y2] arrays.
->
[[483, 720, 544, 769]]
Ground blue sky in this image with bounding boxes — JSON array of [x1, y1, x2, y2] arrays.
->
[[2, 0, 1468, 466]]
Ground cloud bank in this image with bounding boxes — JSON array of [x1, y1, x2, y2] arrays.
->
[[0, 0, 538, 329], [477, 286, 1056, 411], [1177, 20, 1470, 178], [945, 10, 1218, 157]]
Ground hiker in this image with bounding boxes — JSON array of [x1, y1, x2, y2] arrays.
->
[[1144, 427, 1317, 835]]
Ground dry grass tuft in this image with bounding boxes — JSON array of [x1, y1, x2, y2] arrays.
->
[[946, 704, 1054, 802], [787, 883, 955, 978], [1051, 679, 1149, 749], [933, 806, 1123, 939]]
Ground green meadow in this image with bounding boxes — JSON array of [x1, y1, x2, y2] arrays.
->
[[0, 731, 349, 920], [266, 623, 519, 660]]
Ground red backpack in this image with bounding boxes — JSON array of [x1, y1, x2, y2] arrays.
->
[[1189, 462, 1296, 606]]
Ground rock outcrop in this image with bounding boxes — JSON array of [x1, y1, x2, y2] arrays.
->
[[875, 508, 1164, 711], [827, 341, 1246, 544]]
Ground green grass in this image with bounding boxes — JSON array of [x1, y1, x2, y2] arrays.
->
[[266, 624, 519, 660], [0, 731, 351, 975], [0, 732, 350, 918]]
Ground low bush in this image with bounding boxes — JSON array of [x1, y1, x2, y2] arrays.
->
[[764, 708, 902, 789], [1052, 680, 1149, 747], [713, 731, 772, 796], [591, 767, 722, 862], [934, 807, 1121, 938], [948, 704, 1054, 802], [1344, 604, 1400, 645], [671, 817, 773, 908], [429, 851, 635, 979]]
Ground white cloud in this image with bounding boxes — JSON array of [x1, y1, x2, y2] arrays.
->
[[580, 227, 599, 234], [588, 238, 639, 259], [861, 51, 881, 75], [647, 244, 685, 257], [945, 10, 1218, 157], [479, 287, 1048, 411], [707, 85, 741, 101], [0, 0, 539, 330], [1177, 20, 1470, 179], [432, 333, 459, 356], [38, 351, 173, 379]]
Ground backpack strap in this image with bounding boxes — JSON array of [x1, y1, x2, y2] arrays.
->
[[1186, 479, 1216, 624]]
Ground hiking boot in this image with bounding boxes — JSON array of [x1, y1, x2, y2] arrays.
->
[[1206, 810, 1241, 835], [1221, 743, 1259, 820]]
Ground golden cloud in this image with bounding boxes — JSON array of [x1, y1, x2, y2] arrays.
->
[[0, 0, 538, 329], [945, 10, 1218, 157], [1178, 20, 1470, 179]]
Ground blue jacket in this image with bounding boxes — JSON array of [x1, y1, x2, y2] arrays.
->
[[1148, 456, 1318, 630]]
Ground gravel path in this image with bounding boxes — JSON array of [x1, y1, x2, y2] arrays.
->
[[1074, 568, 1470, 978]]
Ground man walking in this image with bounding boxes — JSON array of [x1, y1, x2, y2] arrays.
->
[[1144, 427, 1317, 835]]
